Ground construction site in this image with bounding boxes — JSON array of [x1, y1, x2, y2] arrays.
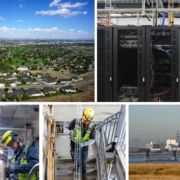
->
[[43, 104, 126, 180], [97, 0, 180, 102], [0, 105, 39, 180]]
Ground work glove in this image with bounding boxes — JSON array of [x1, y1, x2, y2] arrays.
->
[[69, 131, 76, 137], [6, 164, 15, 173]]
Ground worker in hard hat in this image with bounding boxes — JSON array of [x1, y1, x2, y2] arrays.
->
[[65, 108, 96, 180], [1, 130, 39, 180]]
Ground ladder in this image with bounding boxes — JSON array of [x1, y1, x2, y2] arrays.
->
[[74, 105, 83, 180]]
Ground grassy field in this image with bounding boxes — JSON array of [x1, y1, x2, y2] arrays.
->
[[129, 164, 180, 180]]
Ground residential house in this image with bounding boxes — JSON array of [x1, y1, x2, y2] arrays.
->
[[23, 79, 38, 85], [58, 79, 72, 84], [89, 64, 94, 71], [1, 71, 9, 76], [46, 78, 56, 85], [41, 76, 56, 84], [23, 79, 32, 85], [26, 88, 44, 97], [8, 80, 17, 87], [36, 73, 45, 78], [18, 75, 28, 79], [78, 77, 84, 81], [23, 71, 31, 76], [0, 80, 4, 87], [9, 89, 24, 98], [43, 87, 56, 94], [17, 66, 29, 71], [5, 75, 17, 80], [61, 86, 76, 93], [0, 90, 4, 99], [71, 76, 79, 82]]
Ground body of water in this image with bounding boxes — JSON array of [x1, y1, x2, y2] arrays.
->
[[129, 154, 180, 164]]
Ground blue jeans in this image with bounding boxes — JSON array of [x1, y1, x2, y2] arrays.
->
[[71, 150, 88, 177]]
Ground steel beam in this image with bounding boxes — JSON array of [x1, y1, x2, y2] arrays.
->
[[0, 127, 26, 130], [98, 8, 180, 12]]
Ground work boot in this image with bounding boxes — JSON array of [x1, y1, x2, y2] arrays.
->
[[82, 176, 87, 180]]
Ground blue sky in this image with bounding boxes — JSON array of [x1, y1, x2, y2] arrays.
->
[[129, 105, 180, 148], [0, 0, 94, 39]]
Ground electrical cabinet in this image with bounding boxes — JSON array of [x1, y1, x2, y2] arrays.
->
[[97, 26, 113, 102], [97, 26, 180, 102], [146, 27, 180, 102], [113, 26, 146, 102]]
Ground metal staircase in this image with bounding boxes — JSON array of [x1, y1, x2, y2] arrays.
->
[[55, 157, 97, 180]]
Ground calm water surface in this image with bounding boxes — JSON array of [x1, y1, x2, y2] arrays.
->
[[129, 154, 180, 164]]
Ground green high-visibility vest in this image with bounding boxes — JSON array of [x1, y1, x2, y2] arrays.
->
[[70, 119, 95, 143], [11, 145, 39, 180]]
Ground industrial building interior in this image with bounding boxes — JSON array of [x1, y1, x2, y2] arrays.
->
[[97, 0, 180, 102], [0, 105, 39, 180], [43, 105, 126, 180]]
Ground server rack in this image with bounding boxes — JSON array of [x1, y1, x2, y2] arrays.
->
[[97, 26, 180, 102], [113, 26, 146, 102], [145, 26, 180, 102], [97, 26, 113, 102]]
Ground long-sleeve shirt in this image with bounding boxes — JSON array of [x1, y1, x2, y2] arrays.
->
[[10, 144, 39, 180]]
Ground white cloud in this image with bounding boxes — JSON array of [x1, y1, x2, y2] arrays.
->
[[20, 4, 23, 8], [49, 0, 61, 7], [0, 17, 6, 21], [36, 1, 88, 18], [16, 20, 23, 22], [0, 26, 10, 32], [36, 8, 86, 18], [69, 29, 74, 32], [78, 31, 82, 33], [59, 2, 88, 9], [83, 11, 87, 15]]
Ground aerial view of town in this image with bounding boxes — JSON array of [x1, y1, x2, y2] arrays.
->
[[0, 39, 94, 102], [0, 0, 94, 102]]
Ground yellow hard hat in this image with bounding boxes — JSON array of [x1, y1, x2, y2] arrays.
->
[[1, 131, 16, 146], [83, 108, 94, 121]]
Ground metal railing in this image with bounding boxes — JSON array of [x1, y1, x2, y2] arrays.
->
[[95, 105, 126, 180]]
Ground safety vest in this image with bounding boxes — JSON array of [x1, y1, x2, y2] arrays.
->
[[70, 119, 95, 143], [11, 145, 39, 180]]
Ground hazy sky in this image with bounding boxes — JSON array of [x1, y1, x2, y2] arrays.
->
[[129, 105, 180, 148], [0, 0, 94, 39]]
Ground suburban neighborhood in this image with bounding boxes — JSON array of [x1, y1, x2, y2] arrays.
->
[[0, 39, 94, 101]]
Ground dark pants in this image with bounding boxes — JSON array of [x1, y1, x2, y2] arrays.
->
[[71, 150, 88, 177]]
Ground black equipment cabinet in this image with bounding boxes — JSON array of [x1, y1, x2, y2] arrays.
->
[[145, 26, 180, 102], [97, 26, 180, 102], [113, 26, 146, 102], [97, 26, 113, 102]]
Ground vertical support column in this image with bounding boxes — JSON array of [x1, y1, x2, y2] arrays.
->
[[172, 150, 177, 161], [47, 105, 56, 180], [171, 28, 178, 101], [0, 160, 6, 180], [145, 149, 150, 162]]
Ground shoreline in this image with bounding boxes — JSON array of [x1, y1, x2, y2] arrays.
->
[[129, 152, 180, 155]]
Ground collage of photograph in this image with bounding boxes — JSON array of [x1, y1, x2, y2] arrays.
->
[[0, 0, 180, 180]]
